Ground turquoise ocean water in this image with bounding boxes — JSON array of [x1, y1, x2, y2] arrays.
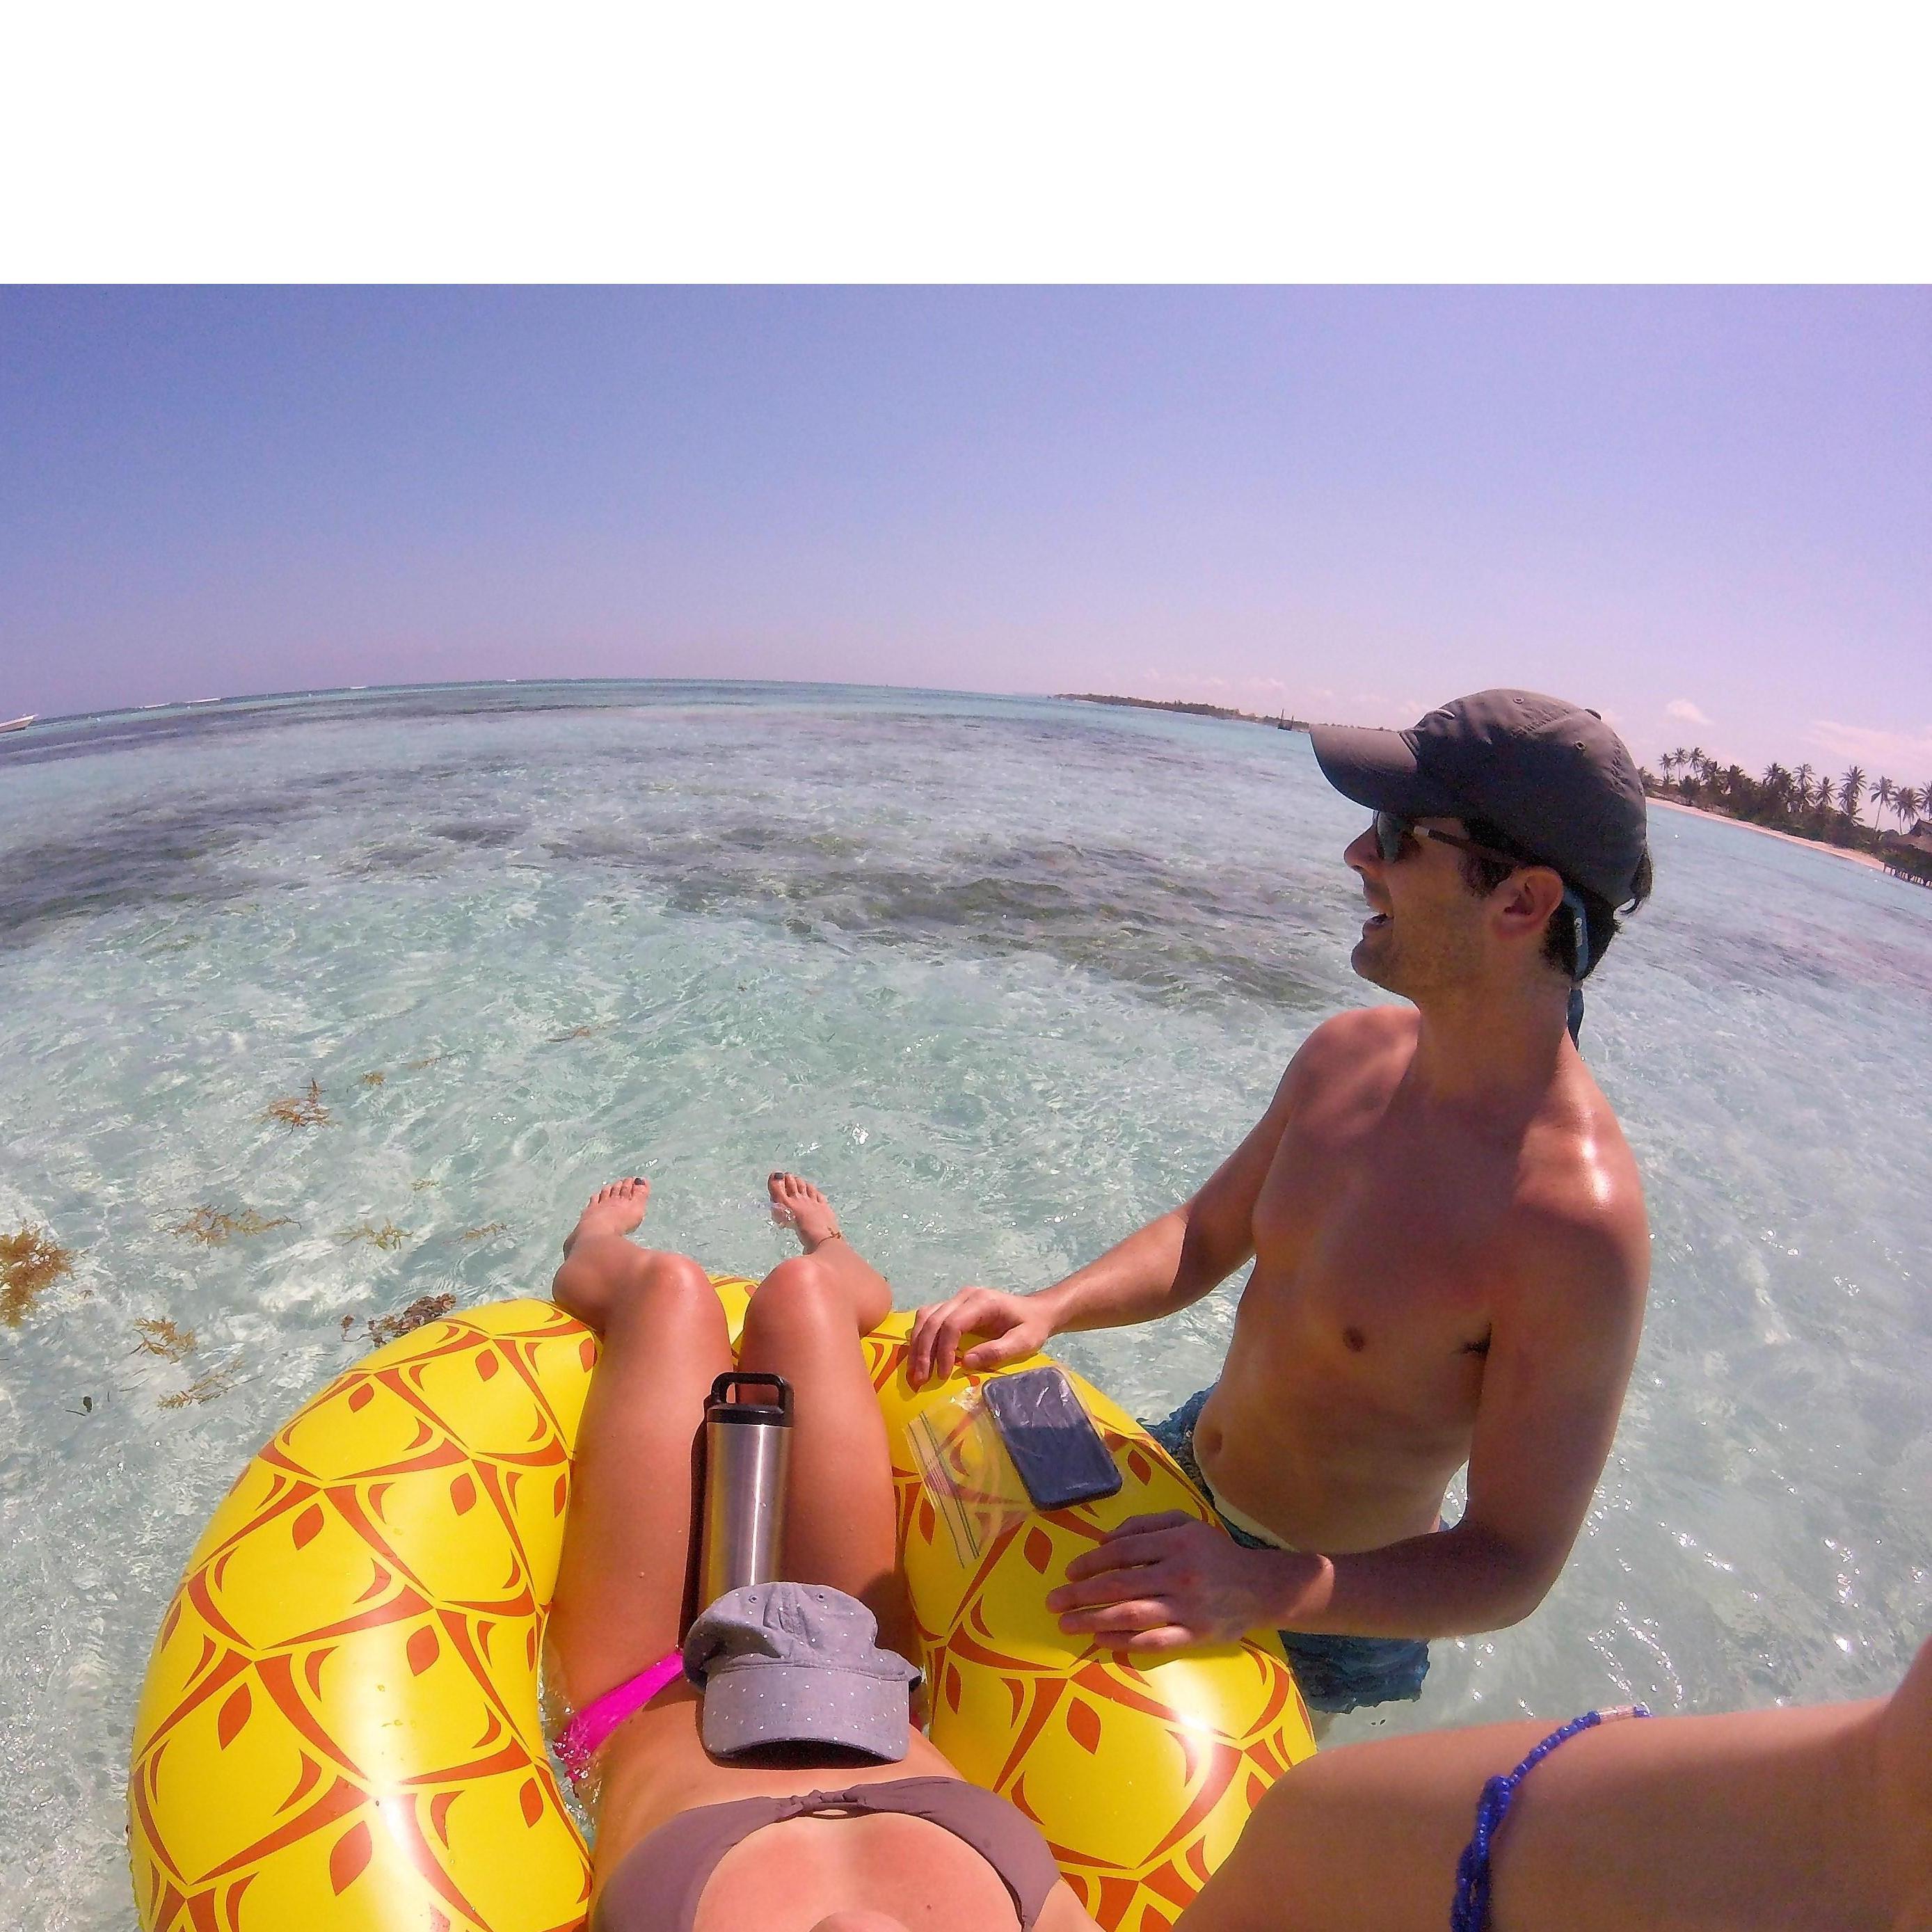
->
[[3, 680, 1929, 1927]]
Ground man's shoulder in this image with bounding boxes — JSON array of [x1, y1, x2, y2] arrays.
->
[[1505, 1089, 1650, 1307], [1273, 1005, 1416, 1121], [1290, 1003, 1416, 1075], [1267, 1007, 1415, 1126]]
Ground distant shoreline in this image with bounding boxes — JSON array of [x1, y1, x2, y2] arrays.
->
[[1059, 692, 1308, 729], [1650, 795, 1886, 872], [1059, 698, 1895, 877]]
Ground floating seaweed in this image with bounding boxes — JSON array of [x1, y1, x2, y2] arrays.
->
[[133, 1318, 197, 1361], [339, 1220, 411, 1251], [410, 1177, 439, 1192], [459, 1221, 509, 1243], [404, 1053, 450, 1071], [365, 1292, 457, 1345], [360, 1071, 387, 1087], [170, 1206, 294, 1246], [1, 1224, 76, 1327], [262, 1080, 330, 1129], [159, 1368, 235, 1410], [547, 1025, 598, 1044]]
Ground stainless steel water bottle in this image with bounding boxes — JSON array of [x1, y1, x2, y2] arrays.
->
[[697, 1372, 793, 1610]]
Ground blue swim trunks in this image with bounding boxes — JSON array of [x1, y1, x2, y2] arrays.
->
[[1142, 1387, 1431, 1716]]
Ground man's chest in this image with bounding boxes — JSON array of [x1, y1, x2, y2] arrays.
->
[[1247, 1112, 1511, 1355]]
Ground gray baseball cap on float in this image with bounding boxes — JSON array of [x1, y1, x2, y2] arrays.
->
[[683, 1581, 922, 1762], [1310, 689, 1650, 907]]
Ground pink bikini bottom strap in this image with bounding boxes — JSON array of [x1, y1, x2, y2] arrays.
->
[[555, 1649, 684, 1782]]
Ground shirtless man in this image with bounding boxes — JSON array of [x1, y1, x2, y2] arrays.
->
[[907, 690, 1654, 1718]]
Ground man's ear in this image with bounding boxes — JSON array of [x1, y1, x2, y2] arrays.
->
[[1493, 865, 1565, 943]]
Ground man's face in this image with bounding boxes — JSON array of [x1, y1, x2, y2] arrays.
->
[[1343, 817, 1493, 997]]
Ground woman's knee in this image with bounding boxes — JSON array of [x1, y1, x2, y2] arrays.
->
[[616, 1251, 724, 1336], [561, 1243, 722, 1341], [744, 1254, 847, 1343]]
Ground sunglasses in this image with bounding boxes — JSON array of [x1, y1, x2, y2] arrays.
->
[[1371, 812, 1528, 870], [1371, 813, 1595, 980]]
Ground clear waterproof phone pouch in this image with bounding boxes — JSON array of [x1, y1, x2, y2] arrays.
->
[[907, 1366, 1120, 1565], [982, 1366, 1122, 1511]]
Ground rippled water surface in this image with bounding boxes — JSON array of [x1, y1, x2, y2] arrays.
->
[[4, 681, 1929, 1928]]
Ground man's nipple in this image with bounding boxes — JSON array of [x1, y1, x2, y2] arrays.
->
[[1343, 1325, 1366, 1354]]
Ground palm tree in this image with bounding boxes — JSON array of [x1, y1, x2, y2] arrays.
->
[[1873, 775, 1896, 824], [1840, 766, 1867, 824], [1795, 763, 1815, 806], [1893, 785, 1922, 831]]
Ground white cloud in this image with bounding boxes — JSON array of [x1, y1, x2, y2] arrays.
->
[[1664, 698, 1710, 726], [1804, 719, 1932, 773]]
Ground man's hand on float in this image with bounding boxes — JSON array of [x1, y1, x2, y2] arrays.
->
[[1044, 1511, 1321, 1652], [906, 1286, 1058, 1388]]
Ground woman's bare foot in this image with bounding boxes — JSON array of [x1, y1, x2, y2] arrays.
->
[[768, 1172, 844, 1252], [561, 1176, 650, 1257]]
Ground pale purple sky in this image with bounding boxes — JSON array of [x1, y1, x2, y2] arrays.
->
[[3, 286, 1926, 781]]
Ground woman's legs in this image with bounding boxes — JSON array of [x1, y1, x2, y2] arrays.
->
[[548, 1170, 915, 1708], [737, 1174, 918, 1662], [547, 1179, 734, 1711]]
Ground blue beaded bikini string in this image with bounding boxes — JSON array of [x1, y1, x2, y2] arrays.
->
[[1449, 1705, 1651, 1932]]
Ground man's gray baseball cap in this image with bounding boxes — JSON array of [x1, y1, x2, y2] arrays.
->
[[1311, 689, 1650, 907], [683, 1581, 921, 1762]]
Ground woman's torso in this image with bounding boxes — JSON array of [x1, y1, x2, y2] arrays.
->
[[589, 1684, 1042, 1932]]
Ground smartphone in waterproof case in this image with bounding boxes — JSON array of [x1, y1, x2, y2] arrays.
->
[[982, 1366, 1123, 1512]]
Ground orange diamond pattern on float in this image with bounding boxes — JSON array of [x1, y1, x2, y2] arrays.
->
[[860, 1320, 1316, 1931], [128, 1300, 612, 1932], [129, 1284, 1313, 1932]]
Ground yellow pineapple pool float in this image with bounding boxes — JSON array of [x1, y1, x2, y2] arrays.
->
[[129, 1280, 1315, 1931]]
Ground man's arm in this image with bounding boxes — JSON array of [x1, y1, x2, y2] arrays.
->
[[1041, 1083, 1283, 1333], [1281, 1202, 1648, 1637], [905, 1053, 1307, 1387], [1048, 1200, 1650, 1646]]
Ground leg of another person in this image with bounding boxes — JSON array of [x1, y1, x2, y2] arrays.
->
[[547, 1177, 735, 1711], [1174, 1654, 1932, 1932], [737, 1172, 918, 1663]]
